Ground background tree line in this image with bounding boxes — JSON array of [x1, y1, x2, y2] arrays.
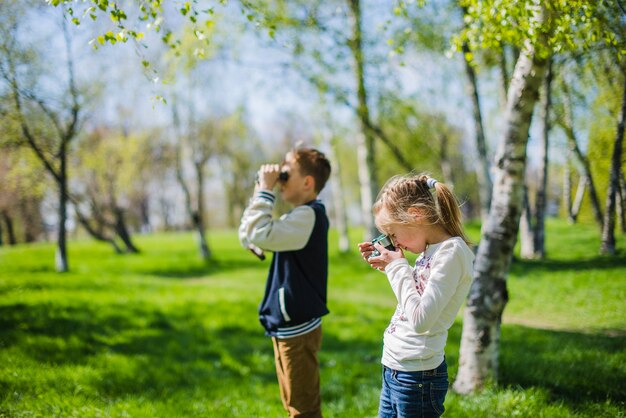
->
[[1, 0, 624, 394]]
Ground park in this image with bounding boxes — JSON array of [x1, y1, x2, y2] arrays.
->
[[1, 1, 625, 417]]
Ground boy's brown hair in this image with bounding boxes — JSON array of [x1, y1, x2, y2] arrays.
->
[[291, 147, 331, 194]]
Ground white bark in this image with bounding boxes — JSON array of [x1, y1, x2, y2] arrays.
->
[[328, 140, 350, 253], [453, 6, 550, 392], [571, 176, 587, 222], [519, 186, 535, 258], [357, 133, 376, 239]]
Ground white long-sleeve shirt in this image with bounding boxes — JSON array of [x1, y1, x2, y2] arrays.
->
[[238, 190, 316, 252], [381, 236, 475, 371]]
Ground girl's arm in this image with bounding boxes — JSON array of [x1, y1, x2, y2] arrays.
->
[[385, 240, 469, 333]]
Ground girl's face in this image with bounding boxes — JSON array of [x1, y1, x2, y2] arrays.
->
[[377, 206, 451, 254], [385, 222, 429, 255]]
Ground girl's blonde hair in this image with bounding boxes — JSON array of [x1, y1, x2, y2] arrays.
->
[[373, 173, 471, 245]]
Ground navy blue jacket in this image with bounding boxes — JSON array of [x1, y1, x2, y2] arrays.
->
[[258, 200, 329, 335]]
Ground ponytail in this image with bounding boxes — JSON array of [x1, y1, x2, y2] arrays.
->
[[373, 173, 471, 245]]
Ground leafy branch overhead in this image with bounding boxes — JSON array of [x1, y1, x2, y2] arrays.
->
[[46, 0, 224, 55], [452, 0, 626, 62]]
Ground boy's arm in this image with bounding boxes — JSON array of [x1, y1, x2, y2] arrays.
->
[[239, 190, 316, 252]]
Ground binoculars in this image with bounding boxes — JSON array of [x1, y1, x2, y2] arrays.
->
[[369, 234, 396, 258], [255, 171, 289, 184]]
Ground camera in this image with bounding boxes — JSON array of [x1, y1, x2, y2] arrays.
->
[[369, 234, 395, 258]]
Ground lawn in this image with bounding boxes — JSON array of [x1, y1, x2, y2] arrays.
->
[[0, 219, 624, 417]]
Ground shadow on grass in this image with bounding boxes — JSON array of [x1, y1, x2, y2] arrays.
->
[[510, 253, 626, 276], [500, 324, 625, 405], [2, 301, 624, 410], [146, 256, 267, 279], [0, 302, 277, 398]]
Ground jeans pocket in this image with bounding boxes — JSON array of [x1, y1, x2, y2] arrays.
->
[[429, 380, 448, 416], [392, 370, 421, 387]]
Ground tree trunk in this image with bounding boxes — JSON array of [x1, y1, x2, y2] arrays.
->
[[439, 133, 454, 185], [519, 186, 535, 258], [73, 204, 123, 254], [348, 0, 379, 240], [1, 210, 16, 245], [194, 162, 211, 260], [139, 196, 151, 233], [453, 12, 550, 393], [114, 207, 140, 254], [357, 133, 377, 239], [600, 77, 626, 255], [559, 88, 604, 228], [618, 172, 626, 233], [533, 58, 552, 259], [328, 139, 350, 253], [498, 47, 510, 105], [463, 40, 492, 222], [563, 159, 574, 222], [55, 151, 69, 272], [571, 176, 587, 222]]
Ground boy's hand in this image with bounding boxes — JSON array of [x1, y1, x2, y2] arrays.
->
[[367, 241, 403, 272], [256, 164, 281, 190]]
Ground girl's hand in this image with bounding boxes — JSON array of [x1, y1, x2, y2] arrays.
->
[[357, 241, 375, 261], [368, 241, 404, 272]]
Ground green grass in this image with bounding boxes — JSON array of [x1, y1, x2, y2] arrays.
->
[[0, 219, 624, 417]]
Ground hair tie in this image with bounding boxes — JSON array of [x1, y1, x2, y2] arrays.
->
[[426, 178, 438, 189]]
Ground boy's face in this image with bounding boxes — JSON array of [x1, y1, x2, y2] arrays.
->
[[279, 152, 312, 205]]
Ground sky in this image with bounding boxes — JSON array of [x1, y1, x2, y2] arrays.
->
[[9, 1, 577, 229]]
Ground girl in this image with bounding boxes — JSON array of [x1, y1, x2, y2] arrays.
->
[[358, 174, 475, 418]]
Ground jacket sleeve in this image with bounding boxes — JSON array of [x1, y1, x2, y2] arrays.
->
[[385, 240, 467, 333], [238, 189, 316, 252]]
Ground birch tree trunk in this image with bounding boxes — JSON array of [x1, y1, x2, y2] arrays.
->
[[463, 40, 492, 222], [194, 161, 211, 260], [519, 186, 535, 258], [453, 9, 550, 392], [328, 139, 350, 253], [600, 77, 626, 255], [348, 0, 378, 239], [5, 19, 79, 272], [55, 149, 69, 272], [618, 172, 626, 233], [571, 176, 587, 222], [533, 59, 552, 258], [559, 90, 604, 227], [563, 159, 574, 222], [357, 133, 377, 239]]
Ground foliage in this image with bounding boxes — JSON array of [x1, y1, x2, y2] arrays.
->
[[0, 219, 624, 416], [47, 0, 224, 51], [453, 0, 625, 61]]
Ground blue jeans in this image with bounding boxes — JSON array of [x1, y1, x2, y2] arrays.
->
[[378, 360, 448, 418]]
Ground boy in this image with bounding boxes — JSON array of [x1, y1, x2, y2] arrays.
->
[[239, 147, 332, 418]]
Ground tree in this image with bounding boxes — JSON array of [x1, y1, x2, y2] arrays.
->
[[452, 0, 623, 393], [555, 80, 604, 226], [0, 6, 84, 272], [600, 75, 626, 255], [72, 126, 158, 254]]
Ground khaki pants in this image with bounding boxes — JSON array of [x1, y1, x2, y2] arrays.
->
[[272, 326, 323, 418]]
